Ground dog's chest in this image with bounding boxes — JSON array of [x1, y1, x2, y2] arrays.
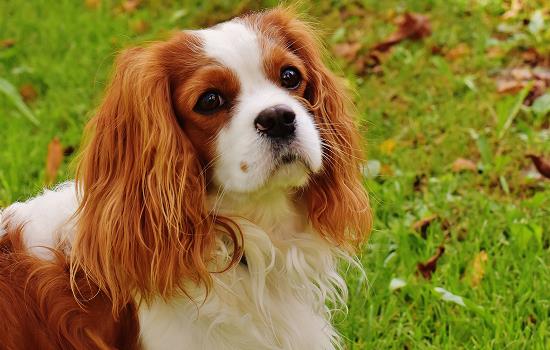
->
[[138, 220, 343, 350]]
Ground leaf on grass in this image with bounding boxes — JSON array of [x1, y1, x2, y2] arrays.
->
[[445, 43, 470, 61], [19, 84, 38, 103], [434, 287, 465, 306], [417, 244, 444, 279], [130, 19, 150, 35], [468, 251, 488, 287], [0, 77, 39, 126], [0, 38, 16, 48], [389, 278, 407, 291], [412, 214, 437, 233], [372, 13, 431, 53], [333, 42, 362, 62], [122, 0, 141, 13], [451, 158, 477, 172], [526, 154, 550, 179], [45, 138, 64, 186], [531, 93, 550, 116], [495, 67, 550, 106], [502, 0, 523, 19], [379, 138, 396, 155]]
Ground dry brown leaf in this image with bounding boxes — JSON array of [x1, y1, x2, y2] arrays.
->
[[468, 251, 488, 287], [495, 66, 550, 105], [19, 84, 38, 103], [379, 139, 397, 155], [412, 214, 438, 234], [122, 0, 141, 13], [372, 13, 431, 52], [85, 0, 101, 9], [502, 0, 523, 19], [131, 19, 149, 34], [526, 154, 550, 179], [496, 78, 527, 94], [45, 138, 64, 186], [445, 43, 470, 61], [0, 38, 16, 48], [417, 245, 445, 279], [380, 164, 394, 177], [333, 42, 362, 62], [452, 158, 477, 172]]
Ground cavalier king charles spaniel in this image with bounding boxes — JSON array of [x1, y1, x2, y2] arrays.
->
[[0, 8, 371, 350]]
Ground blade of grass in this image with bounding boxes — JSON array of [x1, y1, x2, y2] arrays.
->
[[0, 77, 40, 126]]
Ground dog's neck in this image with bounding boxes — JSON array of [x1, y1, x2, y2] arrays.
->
[[207, 185, 309, 240]]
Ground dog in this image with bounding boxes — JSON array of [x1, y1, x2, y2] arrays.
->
[[0, 7, 371, 350]]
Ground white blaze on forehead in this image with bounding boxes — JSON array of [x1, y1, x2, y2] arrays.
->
[[196, 21, 267, 92]]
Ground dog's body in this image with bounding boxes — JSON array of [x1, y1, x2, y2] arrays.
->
[[0, 8, 370, 350]]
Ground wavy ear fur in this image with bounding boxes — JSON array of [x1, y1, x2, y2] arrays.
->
[[73, 38, 223, 314], [257, 9, 372, 250]]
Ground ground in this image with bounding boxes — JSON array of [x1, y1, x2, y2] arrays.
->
[[0, 1, 548, 349]]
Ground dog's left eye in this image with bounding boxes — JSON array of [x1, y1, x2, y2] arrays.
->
[[280, 67, 301, 90], [194, 90, 225, 115]]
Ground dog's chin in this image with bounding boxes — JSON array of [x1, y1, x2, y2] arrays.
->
[[267, 159, 311, 190]]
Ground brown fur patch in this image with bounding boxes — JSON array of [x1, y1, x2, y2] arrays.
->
[[0, 228, 139, 349]]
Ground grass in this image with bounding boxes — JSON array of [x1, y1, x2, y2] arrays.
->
[[1, 0, 549, 349]]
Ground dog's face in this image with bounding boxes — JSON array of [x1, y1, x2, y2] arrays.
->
[[75, 8, 371, 310], [173, 20, 323, 193]]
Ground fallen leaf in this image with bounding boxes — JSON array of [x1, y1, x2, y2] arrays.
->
[[445, 43, 470, 61], [19, 84, 38, 103], [122, 0, 141, 13], [451, 158, 477, 172], [332, 42, 362, 62], [434, 287, 465, 306], [372, 13, 431, 52], [412, 214, 438, 234], [0, 38, 16, 48], [130, 19, 149, 35], [526, 154, 550, 179], [85, 0, 101, 9], [380, 164, 394, 177], [495, 66, 550, 105], [532, 93, 550, 115], [496, 78, 527, 94], [502, 0, 523, 19], [417, 245, 445, 279], [468, 251, 488, 287], [379, 138, 396, 155], [45, 138, 64, 186], [389, 278, 407, 291]]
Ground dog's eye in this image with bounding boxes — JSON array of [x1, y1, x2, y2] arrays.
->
[[280, 67, 301, 90], [194, 91, 225, 115]]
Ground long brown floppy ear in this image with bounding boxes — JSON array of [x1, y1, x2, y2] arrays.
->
[[257, 8, 372, 251], [72, 36, 222, 314]]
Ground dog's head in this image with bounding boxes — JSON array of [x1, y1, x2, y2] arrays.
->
[[73, 8, 371, 312]]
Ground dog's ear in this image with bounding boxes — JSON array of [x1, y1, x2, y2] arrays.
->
[[73, 35, 223, 313], [258, 8, 372, 250]]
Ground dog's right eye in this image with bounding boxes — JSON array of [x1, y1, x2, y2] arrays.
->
[[194, 90, 225, 115]]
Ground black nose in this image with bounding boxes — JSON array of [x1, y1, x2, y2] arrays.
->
[[254, 104, 296, 139]]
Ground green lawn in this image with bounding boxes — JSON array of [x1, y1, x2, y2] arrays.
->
[[1, 1, 548, 349]]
